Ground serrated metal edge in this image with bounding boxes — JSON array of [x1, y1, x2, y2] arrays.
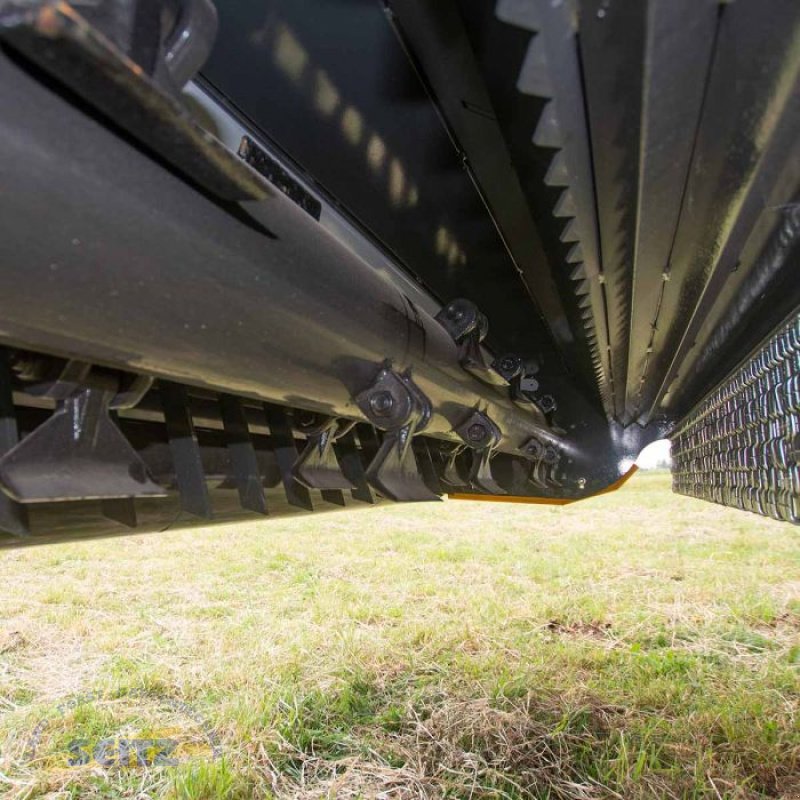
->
[[496, 0, 613, 415]]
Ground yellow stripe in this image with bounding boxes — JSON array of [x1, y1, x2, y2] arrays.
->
[[447, 465, 639, 505]]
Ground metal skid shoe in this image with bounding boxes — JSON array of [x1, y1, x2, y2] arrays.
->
[[0, 362, 165, 529], [355, 368, 439, 502]]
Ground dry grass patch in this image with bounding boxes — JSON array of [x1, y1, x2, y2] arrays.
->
[[0, 472, 797, 798]]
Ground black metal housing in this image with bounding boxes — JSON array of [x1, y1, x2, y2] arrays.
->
[[0, 0, 798, 541]]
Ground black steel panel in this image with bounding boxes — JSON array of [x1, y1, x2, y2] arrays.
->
[[638, 0, 800, 421], [579, 0, 721, 423], [0, 47, 579, 473], [668, 204, 800, 417], [620, 0, 719, 423], [384, 0, 571, 359], [457, 0, 607, 408], [200, 0, 556, 363], [578, 0, 646, 421]]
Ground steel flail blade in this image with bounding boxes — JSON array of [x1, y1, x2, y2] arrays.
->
[[355, 367, 440, 503], [0, 349, 28, 536], [334, 429, 376, 505], [162, 381, 211, 518], [220, 393, 268, 515], [264, 404, 313, 511], [365, 426, 439, 503], [293, 417, 354, 493]]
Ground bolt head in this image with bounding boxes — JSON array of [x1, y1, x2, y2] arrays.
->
[[467, 422, 487, 442], [525, 439, 544, 458], [369, 391, 395, 417], [539, 394, 556, 413], [543, 446, 558, 465], [501, 357, 516, 372]]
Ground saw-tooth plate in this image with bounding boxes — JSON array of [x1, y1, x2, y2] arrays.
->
[[495, 0, 541, 32], [573, 278, 590, 295], [554, 188, 577, 217], [570, 262, 587, 281], [496, 0, 611, 417], [533, 100, 562, 148], [516, 35, 553, 97], [560, 218, 581, 243], [544, 150, 570, 186], [566, 242, 584, 263]]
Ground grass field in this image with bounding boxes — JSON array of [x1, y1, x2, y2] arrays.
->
[[0, 472, 798, 799]]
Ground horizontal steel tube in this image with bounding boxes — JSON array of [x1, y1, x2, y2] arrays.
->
[[0, 51, 553, 456]]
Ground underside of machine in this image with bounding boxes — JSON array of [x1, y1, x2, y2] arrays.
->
[[0, 0, 798, 545]]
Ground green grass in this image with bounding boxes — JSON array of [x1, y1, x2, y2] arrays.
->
[[0, 472, 797, 798]]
